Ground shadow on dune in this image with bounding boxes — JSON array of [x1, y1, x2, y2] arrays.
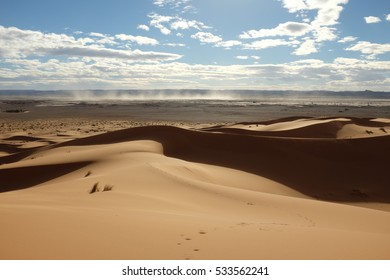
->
[[0, 136, 56, 164], [202, 121, 345, 138], [2, 135, 48, 142], [0, 147, 49, 165], [51, 124, 390, 203], [0, 143, 28, 154], [0, 162, 92, 192]]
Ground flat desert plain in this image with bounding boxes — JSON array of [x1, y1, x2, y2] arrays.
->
[[1, 113, 390, 259]]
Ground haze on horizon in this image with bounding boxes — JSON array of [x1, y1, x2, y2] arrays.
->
[[1, 0, 390, 92]]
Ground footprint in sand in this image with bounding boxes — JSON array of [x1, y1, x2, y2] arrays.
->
[[178, 230, 207, 259]]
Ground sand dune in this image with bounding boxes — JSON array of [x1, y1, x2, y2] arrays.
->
[[206, 117, 390, 139], [1, 117, 390, 259]]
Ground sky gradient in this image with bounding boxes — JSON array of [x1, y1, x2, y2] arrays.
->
[[1, 0, 389, 90]]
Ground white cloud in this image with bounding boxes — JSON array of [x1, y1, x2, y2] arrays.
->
[[215, 40, 242, 48], [289, 59, 324, 66], [99, 37, 118, 46], [137, 25, 150, 31], [313, 26, 337, 42], [281, 0, 307, 13], [338, 36, 357, 43], [0, 25, 180, 62], [153, 0, 169, 7], [153, 0, 190, 8], [281, 0, 350, 53], [165, 43, 186, 47], [170, 19, 209, 30], [364, 16, 381, 24], [243, 39, 299, 50], [115, 34, 159, 45], [148, 13, 173, 35], [170, 20, 192, 30], [240, 21, 312, 39], [364, 16, 382, 24], [189, 31, 241, 48], [334, 57, 363, 65], [85, 33, 117, 46], [149, 13, 174, 35], [240, 0, 349, 55], [77, 37, 95, 45], [236, 56, 260, 60], [281, 0, 349, 26], [387, 14, 390, 21], [294, 39, 317, 55], [153, 0, 195, 13], [191, 32, 222, 43], [346, 41, 390, 57], [311, 2, 346, 26], [148, 13, 209, 35], [89, 32, 106, 37], [279, 0, 349, 44]]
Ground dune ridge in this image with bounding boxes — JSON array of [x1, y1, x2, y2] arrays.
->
[[1, 117, 390, 259]]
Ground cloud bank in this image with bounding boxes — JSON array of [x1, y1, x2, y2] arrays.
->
[[0, 26, 180, 62]]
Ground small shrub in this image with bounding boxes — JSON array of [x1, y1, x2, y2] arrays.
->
[[89, 182, 99, 194], [102, 185, 114, 192]]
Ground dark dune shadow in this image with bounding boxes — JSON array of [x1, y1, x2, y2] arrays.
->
[[2, 135, 46, 142], [0, 143, 26, 154], [0, 147, 47, 164], [0, 162, 92, 192]]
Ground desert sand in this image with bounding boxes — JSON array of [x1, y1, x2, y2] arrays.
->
[[1, 113, 390, 260]]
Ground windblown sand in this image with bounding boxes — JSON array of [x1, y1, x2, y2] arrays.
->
[[1, 116, 390, 259]]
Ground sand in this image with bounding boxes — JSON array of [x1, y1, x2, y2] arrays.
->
[[1, 114, 390, 260]]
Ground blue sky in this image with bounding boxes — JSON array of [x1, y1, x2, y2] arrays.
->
[[1, 0, 389, 90]]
